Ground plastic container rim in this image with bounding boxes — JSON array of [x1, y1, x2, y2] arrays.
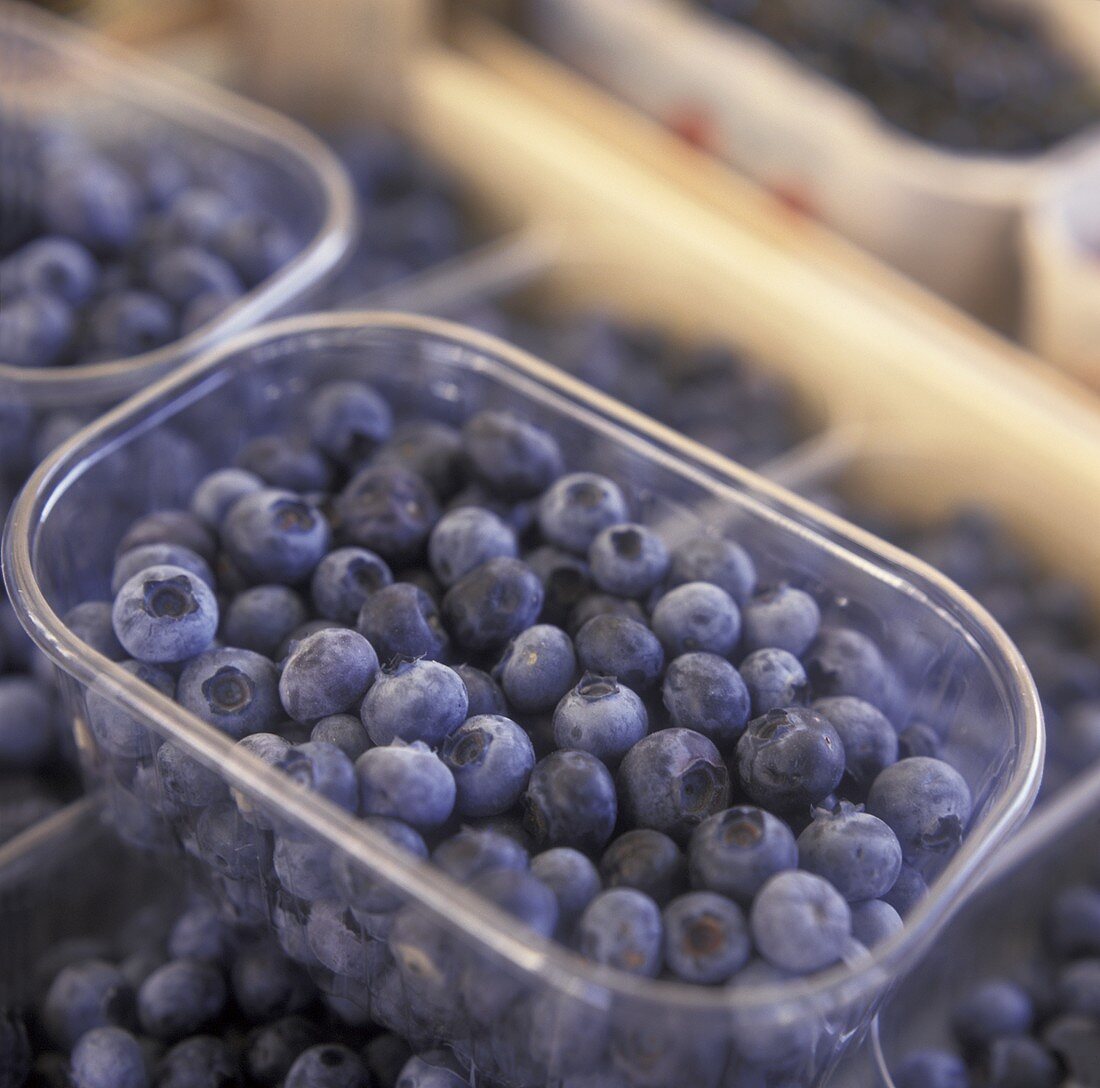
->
[[0, 0, 358, 405], [3, 310, 1044, 1013]]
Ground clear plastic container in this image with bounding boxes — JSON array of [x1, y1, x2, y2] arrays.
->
[[4, 313, 1043, 1087], [0, 796, 175, 1008], [872, 765, 1100, 1087], [0, 0, 356, 411]]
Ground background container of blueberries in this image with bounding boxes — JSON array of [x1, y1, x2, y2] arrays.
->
[[520, 0, 1100, 334]]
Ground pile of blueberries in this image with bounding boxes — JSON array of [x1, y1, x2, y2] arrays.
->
[[696, 0, 1098, 154], [2, 893, 480, 1088], [0, 118, 300, 369], [62, 373, 976, 1082], [813, 492, 1100, 801], [324, 127, 469, 304], [895, 878, 1100, 1088], [460, 305, 806, 469]]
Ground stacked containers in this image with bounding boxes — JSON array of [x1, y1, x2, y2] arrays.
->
[[525, 0, 1100, 330], [3, 313, 1043, 1086]]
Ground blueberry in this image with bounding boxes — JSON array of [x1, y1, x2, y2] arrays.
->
[[866, 757, 972, 867], [0, 676, 57, 770], [736, 706, 845, 811], [803, 626, 892, 710], [41, 960, 135, 1049], [14, 236, 98, 304], [662, 652, 750, 752], [214, 210, 298, 284], [163, 189, 235, 246], [849, 899, 903, 948], [587, 522, 670, 599], [155, 1034, 235, 1088], [273, 836, 340, 901], [899, 720, 944, 760], [461, 410, 564, 500], [372, 421, 465, 500], [1048, 884, 1100, 956], [662, 891, 751, 984], [552, 673, 647, 765], [442, 557, 544, 652], [279, 627, 379, 723], [469, 868, 559, 939], [797, 803, 902, 901], [63, 600, 126, 660], [530, 847, 601, 933], [741, 585, 820, 655], [167, 902, 230, 963], [525, 545, 594, 627], [986, 1036, 1059, 1088], [395, 1050, 467, 1088], [951, 979, 1034, 1052], [356, 741, 455, 830], [599, 829, 686, 905], [307, 380, 394, 464], [284, 1043, 369, 1088], [440, 714, 536, 817], [177, 647, 280, 738], [578, 888, 663, 977], [452, 664, 507, 717], [137, 959, 225, 1041], [310, 547, 393, 623], [335, 465, 438, 564], [567, 592, 647, 638], [883, 862, 929, 918], [112, 543, 214, 595], [743, 648, 810, 716], [196, 799, 272, 878], [245, 1016, 321, 1086], [1056, 959, 1100, 1018], [190, 468, 263, 529], [666, 535, 755, 604], [156, 741, 227, 809], [278, 740, 359, 815], [112, 564, 218, 663], [538, 473, 629, 555], [117, 510, 216, 565], [428, 507, 518, 586], [618, 728, 731, 843], [750, 871, 851, 974], [0, 293, 73, 367], [356, 583, 449, 665], [147, 246, 241, 308], [363, 1033, 413, 1088], [361, 659, 467, 747], [223, 585, 309, 658], [222, 490, 330, 585], [310, 714, 372, 761], [236, 436, 332, 493], [1040, 1014, 1100, 1082], [42, 159, 141, 252], [574, 614, 663, 692], [330, 815, 428, 915], [650, 582, 741, 658], [431, 826, 528, 885], [69, 1027, 147, 1088], [688, 806, 797, 904], [87, 290, 175, 356], [812, 695, 898, 797], [894, 1050, 971, 1088], [523, 749, 617, 853]]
